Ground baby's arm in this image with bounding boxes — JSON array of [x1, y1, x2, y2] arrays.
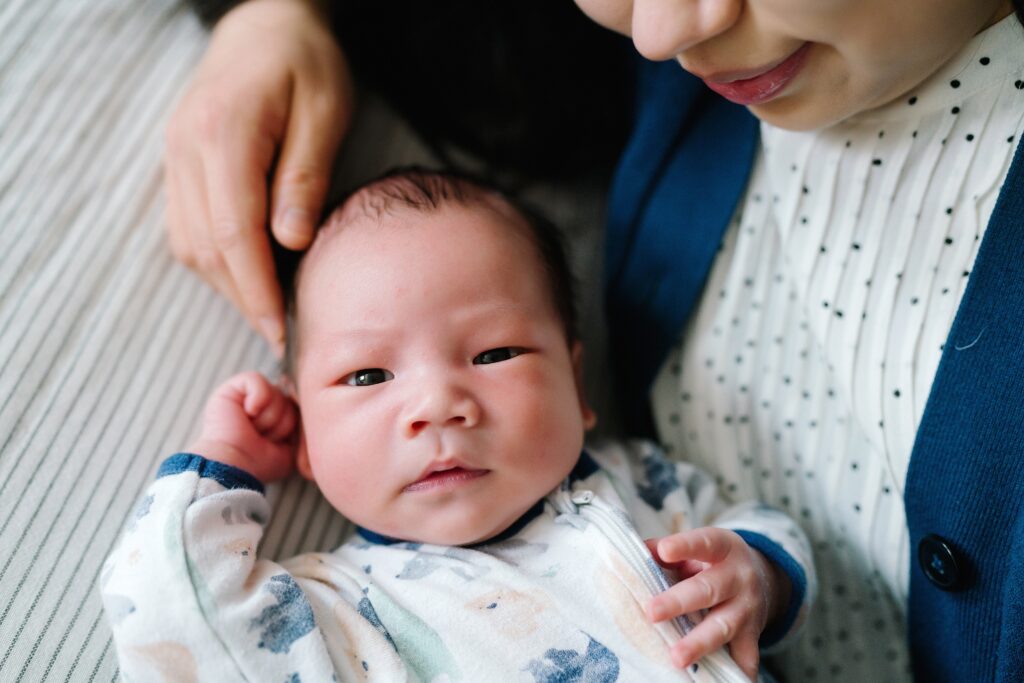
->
[[99, 372, 398, 681]]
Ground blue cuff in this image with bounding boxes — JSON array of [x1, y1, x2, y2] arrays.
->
[[156, 453, 264, 494], [733, 530, 806, 648]]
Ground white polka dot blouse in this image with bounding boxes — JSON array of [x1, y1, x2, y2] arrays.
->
[[652, 14, 1024, 683]]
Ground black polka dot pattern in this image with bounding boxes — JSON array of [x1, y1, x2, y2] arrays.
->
[[651, 16, 1022, 683]]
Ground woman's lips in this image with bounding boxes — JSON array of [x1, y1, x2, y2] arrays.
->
[[701, 43, 811, 106], [404, 467, 489, 493]]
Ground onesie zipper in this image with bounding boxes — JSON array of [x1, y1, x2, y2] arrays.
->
[[554, 487, 750, 683]]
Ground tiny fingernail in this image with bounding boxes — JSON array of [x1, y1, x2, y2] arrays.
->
[[277, 207, 312, 244]]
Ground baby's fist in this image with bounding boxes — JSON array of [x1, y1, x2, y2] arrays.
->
[[190, 371, 298, 483]]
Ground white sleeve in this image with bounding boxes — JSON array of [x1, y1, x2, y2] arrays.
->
[[99, 453, 402, 682], [591, 439, 817, 652]]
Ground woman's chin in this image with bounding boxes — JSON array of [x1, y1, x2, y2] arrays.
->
[[745, 91, 858, 132]]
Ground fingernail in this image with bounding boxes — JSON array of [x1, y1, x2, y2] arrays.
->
[[277, 207, 312, 245], [259, 317, 285, 358], [647, 600, 666, 622]]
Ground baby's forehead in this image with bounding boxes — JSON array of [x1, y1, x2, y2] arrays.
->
[[283, 174, 574, 373], [304, 191, 532, 274], [290, 196, 540, 342]]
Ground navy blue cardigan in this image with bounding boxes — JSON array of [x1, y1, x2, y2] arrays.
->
[[605, 59, 1024, 683]]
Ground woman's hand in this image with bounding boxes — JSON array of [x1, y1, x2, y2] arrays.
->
[[645, 527, 791, 682], [165, 0, 354, 354], [191, 371, 299, 483]]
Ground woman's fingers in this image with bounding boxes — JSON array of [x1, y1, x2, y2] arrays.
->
[[164, 163, 192, 268], [166, 114, 255, 319], [203, 116, 286, 354], [162, 0, 355, 354], [270, 78, 350, 251]]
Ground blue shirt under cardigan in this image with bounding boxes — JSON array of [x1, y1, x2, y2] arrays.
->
[[605, 58, 1024, 683]]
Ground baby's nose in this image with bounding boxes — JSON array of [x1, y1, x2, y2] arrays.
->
[[404, 386, 481, 437]]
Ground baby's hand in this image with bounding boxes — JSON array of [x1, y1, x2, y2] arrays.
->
[[190, 371, 298, 483], [645, 527, 787, 682]]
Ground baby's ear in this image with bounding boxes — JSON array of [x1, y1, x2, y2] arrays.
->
[[295, 423, 314, 481], [276, 375, 313, 479], [571, 341, 598, 430]]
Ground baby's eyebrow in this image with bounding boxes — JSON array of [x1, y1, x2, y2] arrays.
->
[[304, 327, 395, 349]]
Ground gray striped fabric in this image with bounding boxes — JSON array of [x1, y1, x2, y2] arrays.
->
[[0, 1, 612, 680]]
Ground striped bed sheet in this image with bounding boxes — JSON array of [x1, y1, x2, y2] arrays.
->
[[0, 0, 612, 679]]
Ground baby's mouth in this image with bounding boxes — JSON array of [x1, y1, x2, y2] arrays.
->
[[404, 466, 489, 493]]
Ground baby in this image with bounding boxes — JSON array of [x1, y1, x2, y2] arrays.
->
[[101, 169, 814, 682]]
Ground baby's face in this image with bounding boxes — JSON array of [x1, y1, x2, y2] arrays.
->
[[292, 202, 594, 545]]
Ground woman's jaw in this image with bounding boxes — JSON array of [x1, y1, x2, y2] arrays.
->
[[575, 0, 1015, 132]]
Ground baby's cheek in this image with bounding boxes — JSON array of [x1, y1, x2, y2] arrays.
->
[[323, 470, 377, 527], [521, 369, 587, 435], [507, 378, 585, 473], [307, 446, 367, 514]]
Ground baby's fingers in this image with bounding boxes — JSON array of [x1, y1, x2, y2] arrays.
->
[[728, 633, 761, 683], [237, 375, 290, 435], [647, 566, 738, 622], [670, 600, 748, 672], [644, 538, 705, 577], [261, 395, 297, 443], [655, 528, 735, 565], [227, 371, 275, 416]]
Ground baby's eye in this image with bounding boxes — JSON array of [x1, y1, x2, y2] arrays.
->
[[343, 368, 394, 386], [473, 347, 525, 365]]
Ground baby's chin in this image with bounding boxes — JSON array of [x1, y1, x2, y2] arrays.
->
[[392, 523, 507, 548], [359, 511, 522, 547]]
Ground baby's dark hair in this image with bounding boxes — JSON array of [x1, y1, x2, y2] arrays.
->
[[276, 167, 578, 375]]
